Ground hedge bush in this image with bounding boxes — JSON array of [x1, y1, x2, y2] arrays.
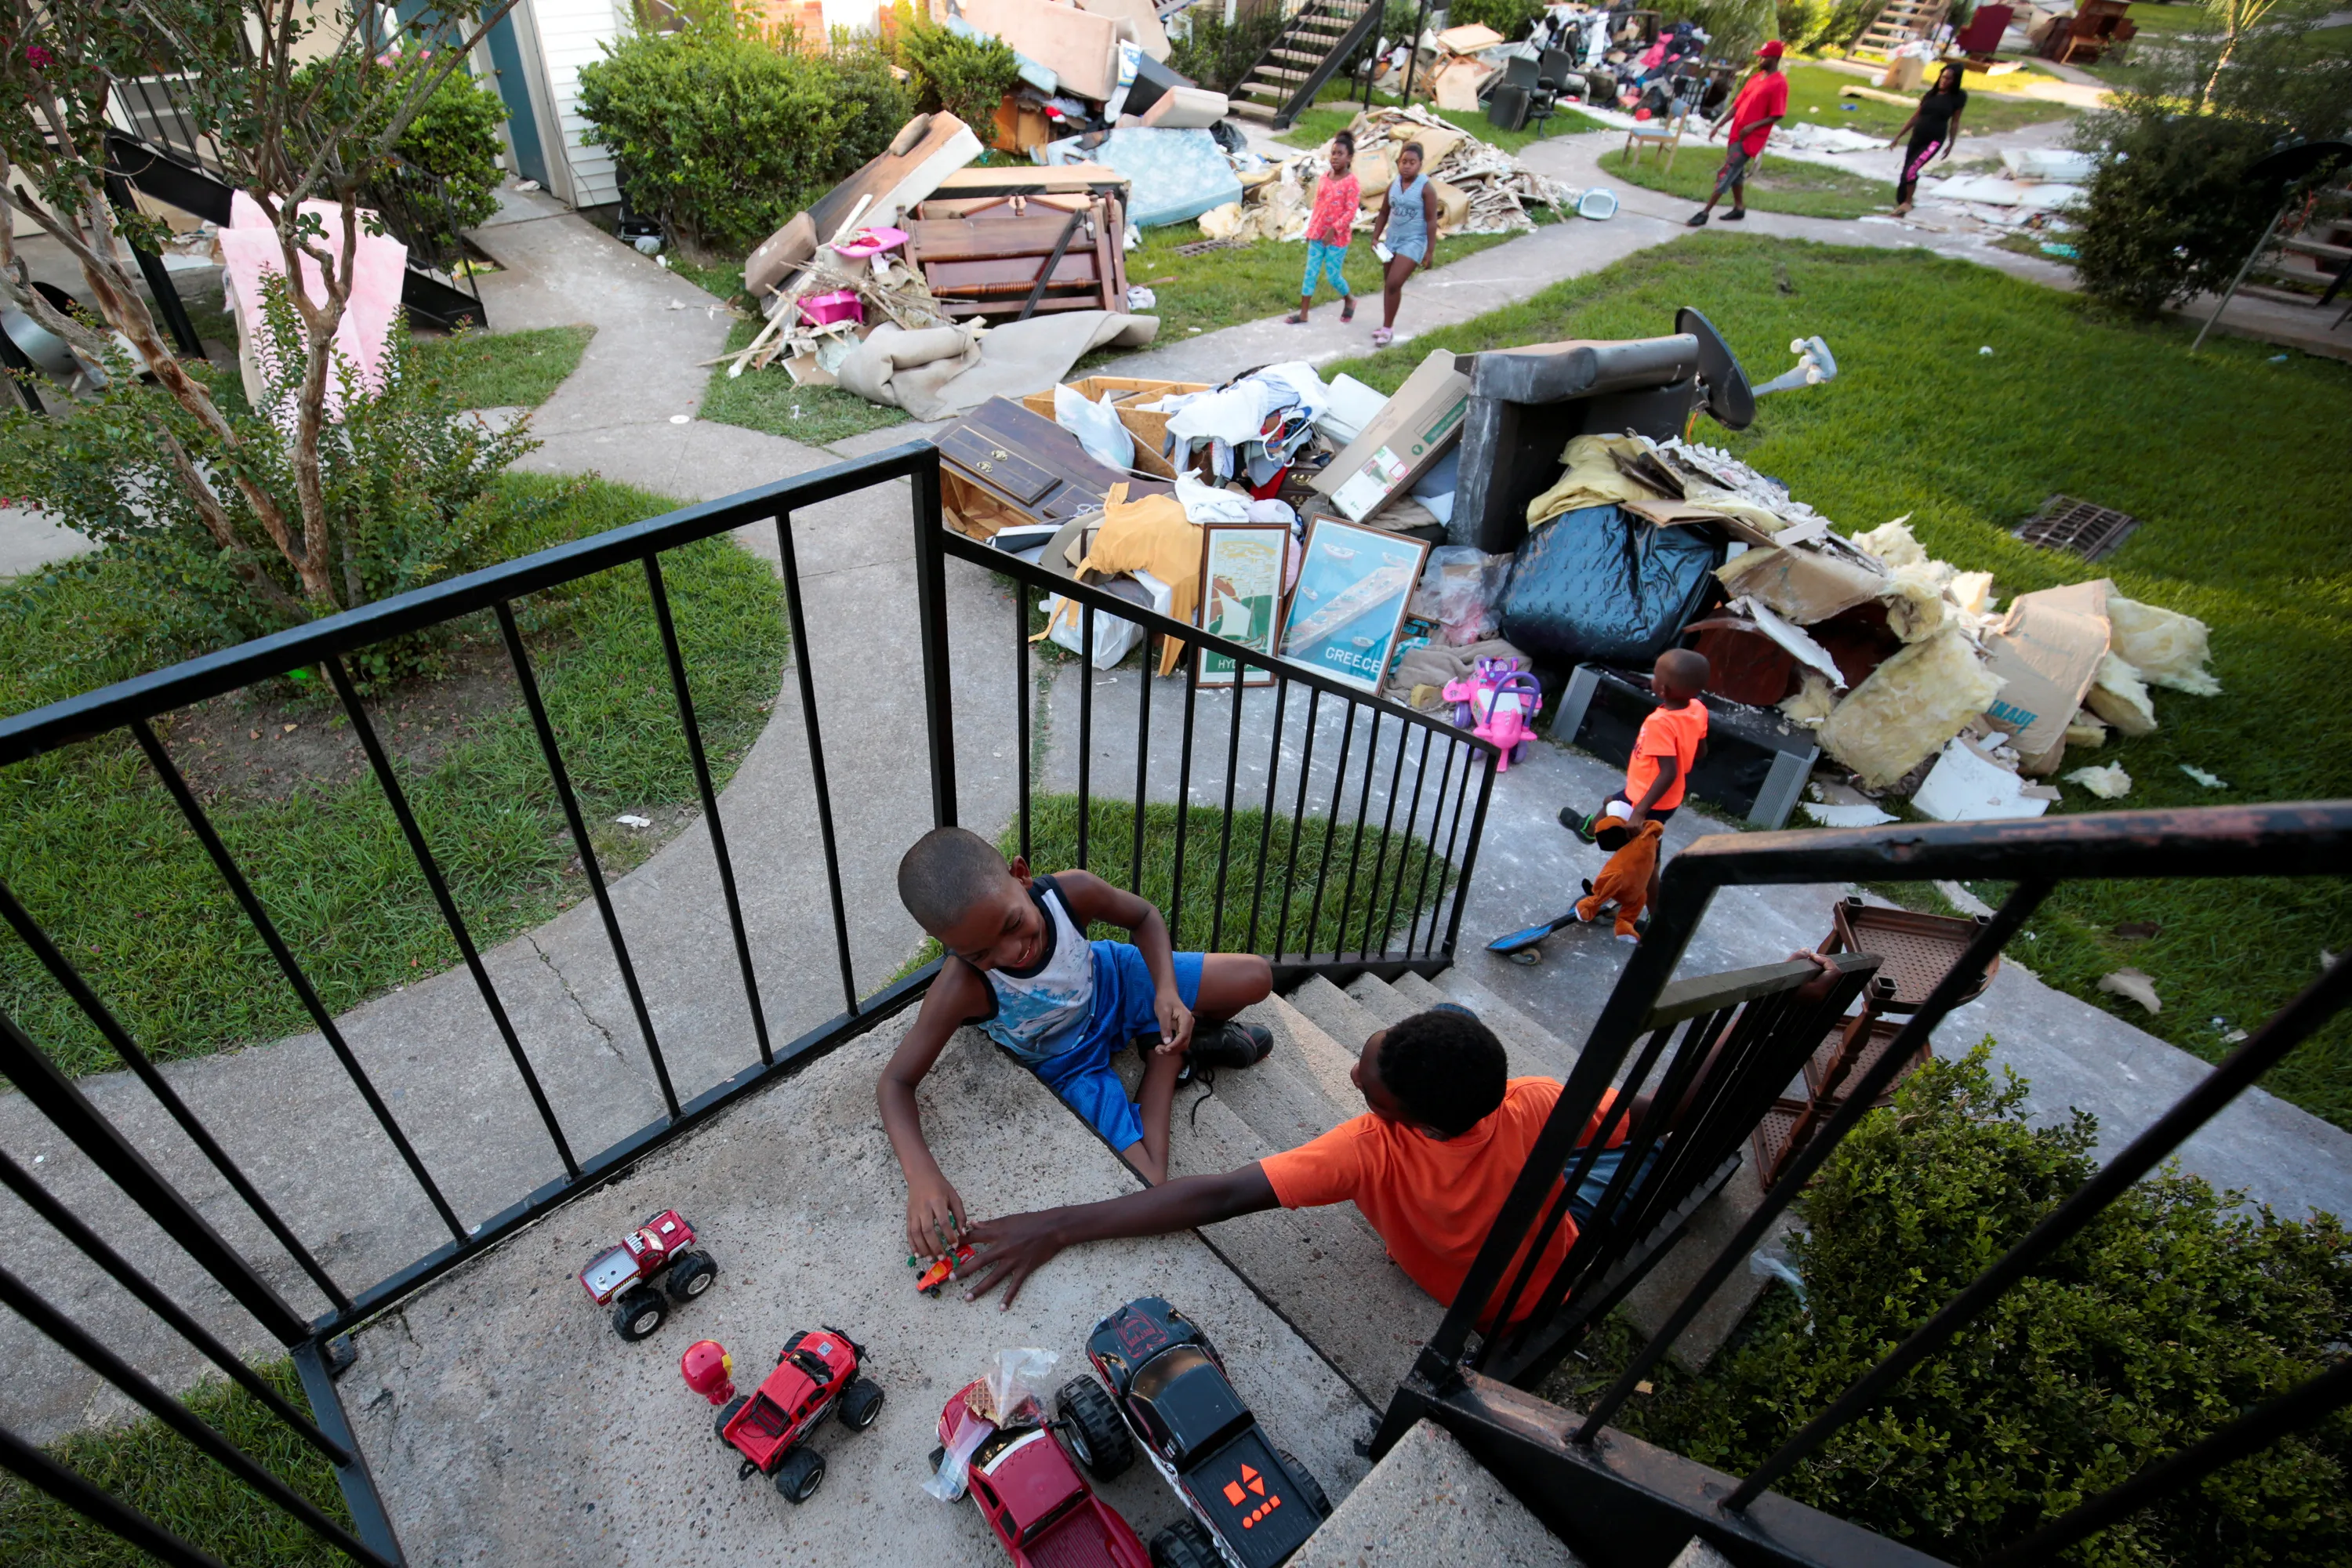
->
[[292, 54, 508, 241], [1167, 2, 1289, 93], [891, 2, 1022, 132], [1652, 1046, 2351, 1565], [578, 17, 909, 256], [2072, 8, 2352, 315], [1445, 0, 1547, 40]]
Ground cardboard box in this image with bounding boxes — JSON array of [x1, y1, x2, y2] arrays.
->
[[1980, 579, 2110, 758], [1310, 350, 1472, 524], [1022, 376, 1209, 480], [1716, 543, 1888, 623]]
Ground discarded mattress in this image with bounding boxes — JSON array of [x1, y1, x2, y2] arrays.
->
[[834, 309, 1160, 421], [1045, 128, 1243, 228], [960, 0, 1125, 100]]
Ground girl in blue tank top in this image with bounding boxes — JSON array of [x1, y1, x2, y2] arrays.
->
[[1369, 140, 1440, 347]]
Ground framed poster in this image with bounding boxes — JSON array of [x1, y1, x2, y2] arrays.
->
[[1196, 523, 1287, 688], [1279, 517, 1431, 696]]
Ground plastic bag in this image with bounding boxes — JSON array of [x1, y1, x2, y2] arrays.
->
[[1410, 546, 1514, 646], [923, 1347, 1061, 1501], [1044, 569, 1171, 670], [1054, 384, 1135, 472]]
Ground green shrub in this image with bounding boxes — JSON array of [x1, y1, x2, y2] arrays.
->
[[385, 59, 510, 232], [1653, 1047, 2352, 1565], [0, 282, 536, 662], [577, 17, 908, 256], [1167, 2, 1288, 93], [2072, 9, 2352, 315], [1446, 0, 1547, 40], [1682, 0, 1778, 54], [893, 4, 1024, 130]]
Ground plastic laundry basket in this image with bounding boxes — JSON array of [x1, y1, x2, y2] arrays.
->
[[1578, 187, 1619, 220]]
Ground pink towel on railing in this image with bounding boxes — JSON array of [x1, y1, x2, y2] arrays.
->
[[216, 191, 406, 421]]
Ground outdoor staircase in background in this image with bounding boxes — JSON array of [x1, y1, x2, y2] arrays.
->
[[1229, 0, 1385, 130], [1849, 0, 1951, 60]]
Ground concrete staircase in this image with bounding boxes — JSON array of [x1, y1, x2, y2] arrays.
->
[[1229, 0, 1383, 129]]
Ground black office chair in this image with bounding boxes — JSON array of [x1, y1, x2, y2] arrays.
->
[[1526, 73, 1561, 135]]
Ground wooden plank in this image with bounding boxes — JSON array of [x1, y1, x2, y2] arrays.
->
[[924, 254, 1105, 293], [906, 214, 1100, 262]]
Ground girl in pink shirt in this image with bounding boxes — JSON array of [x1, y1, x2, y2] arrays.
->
[[1289, 130, 1359, 325]]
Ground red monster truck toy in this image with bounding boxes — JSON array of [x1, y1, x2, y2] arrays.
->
[[713, 1327, 885, 1504], [931, 1378, 1149, 1566], [578, 1209, 717, 1341]]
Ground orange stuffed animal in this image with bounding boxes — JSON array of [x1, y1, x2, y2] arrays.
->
[[1576, 818, 1664, 942]]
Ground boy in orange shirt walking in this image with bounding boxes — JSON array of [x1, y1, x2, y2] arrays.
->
[[1564, 648, 1709, 921]]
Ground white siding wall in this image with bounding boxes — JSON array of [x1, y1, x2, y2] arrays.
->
[[530, 0, 631, 209]]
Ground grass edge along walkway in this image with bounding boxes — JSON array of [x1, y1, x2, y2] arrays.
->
[[1, 472, 789, 1076], [1329, 233, 2352, 1134], [0, 1359, 352, 1568]]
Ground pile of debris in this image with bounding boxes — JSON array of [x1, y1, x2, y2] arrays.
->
[[1552, 431, 2218, 822], [1200, 106, 1570, 245]]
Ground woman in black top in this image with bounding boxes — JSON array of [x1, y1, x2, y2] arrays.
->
[[1886, 63, 1967, 216]]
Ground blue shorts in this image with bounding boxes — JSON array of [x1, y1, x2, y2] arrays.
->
[[1030, 941, 1204, 1152]]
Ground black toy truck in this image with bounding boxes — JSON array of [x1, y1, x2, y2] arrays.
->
[[1075, 1298, 1330, 1568]]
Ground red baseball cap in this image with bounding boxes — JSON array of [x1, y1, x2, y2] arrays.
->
[[1757, 38, 1786, 56]]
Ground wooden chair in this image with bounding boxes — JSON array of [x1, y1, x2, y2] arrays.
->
[[1623, 101, 1694, 173]]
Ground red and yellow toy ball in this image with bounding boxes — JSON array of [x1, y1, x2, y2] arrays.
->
[[681, 1339, 735, 1405]]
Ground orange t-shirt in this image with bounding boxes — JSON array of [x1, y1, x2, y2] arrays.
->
[[1259, 1080, 1622, 1327], [1623, 700, 1708, 811]]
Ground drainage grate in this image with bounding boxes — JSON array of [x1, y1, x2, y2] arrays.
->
[[1174, 238, 1247, 258], [2015, 495, 2140, 561]]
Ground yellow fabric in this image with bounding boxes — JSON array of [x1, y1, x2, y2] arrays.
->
[[1056, 483, 1202, 676], [1524, 434, 1790, 539]]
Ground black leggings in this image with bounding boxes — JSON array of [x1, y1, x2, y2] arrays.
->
[[1896, 131, 1945, 205]]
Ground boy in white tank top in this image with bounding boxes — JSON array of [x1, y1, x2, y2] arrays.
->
[[882, 827, 1276, 1265]]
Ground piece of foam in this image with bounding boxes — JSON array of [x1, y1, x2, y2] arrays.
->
[[1851, 517, 1926, 568], [1780, 670, 1838, 726], [2106, 592, 2220, 695], [2084, 650, 2158, 736], [2066, 763, 2132, 799], [1881, 560, 1951, 643], [1816, 628, 2005, 789]]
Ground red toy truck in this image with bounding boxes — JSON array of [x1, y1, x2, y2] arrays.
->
[[933, 1379, 1149, 1566], [714, 1327, 884, 1503], [578, 1209, 717, 1341]]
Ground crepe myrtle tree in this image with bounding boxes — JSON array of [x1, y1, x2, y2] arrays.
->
[[0, 0, 519, 619]]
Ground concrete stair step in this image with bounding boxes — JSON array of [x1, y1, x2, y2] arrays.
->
[[1231, 101, 1279, 119], [1241, 994, 1364, 1125], [1341, 971, 1417, 1028], [1423, 968, 1581, 1080], [1313, 968, 1554, 1083], [1283, 973, 1386, 1063], [1163, 1080, 1442, 1403], [1201, 1018, 1350, 1151], [1291, 1418, 1581, 1567]]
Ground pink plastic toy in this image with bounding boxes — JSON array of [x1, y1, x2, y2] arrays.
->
[[798, 289, 865, 328], [1443, 659, 1543, 771], [681, 1338, 735, 1405]]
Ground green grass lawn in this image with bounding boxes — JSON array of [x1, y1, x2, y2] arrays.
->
[[1127, 220, 1538, 344], [1276, 100, 1610, 157], [1594, 145, 1894, 219], [666, 256, 915, 449], [1, 474, 788, 1076], [1775, 62, 2077, 138], [410, 324, 593, 408], [0, 1360, 349, 1566], [1329, 234, 2352, 1133]]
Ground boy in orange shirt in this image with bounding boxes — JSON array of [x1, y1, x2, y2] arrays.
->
[[951, 1007, 1626, 1324], [1564, 648, 1708, 924]]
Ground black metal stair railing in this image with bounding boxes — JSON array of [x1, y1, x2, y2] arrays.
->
[[1374, 802, 2352, 1568]]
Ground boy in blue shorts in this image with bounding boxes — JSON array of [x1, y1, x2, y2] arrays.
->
[[880, 826, 1275, 1264]]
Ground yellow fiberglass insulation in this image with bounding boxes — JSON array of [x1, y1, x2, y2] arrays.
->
[[2107, 593, 2221, 695], [1850, 517, 1927, 568], [1816, 629, 2005, 788], [2085, 650, 2159, 735], [1881, 561, 1951, 642], [1780, 670, 1838, 726]]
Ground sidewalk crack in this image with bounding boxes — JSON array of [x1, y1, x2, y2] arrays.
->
[[527, 934, 624, 1059]]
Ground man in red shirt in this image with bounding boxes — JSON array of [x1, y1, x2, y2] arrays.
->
[[1689, 39, 1789, 227]]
